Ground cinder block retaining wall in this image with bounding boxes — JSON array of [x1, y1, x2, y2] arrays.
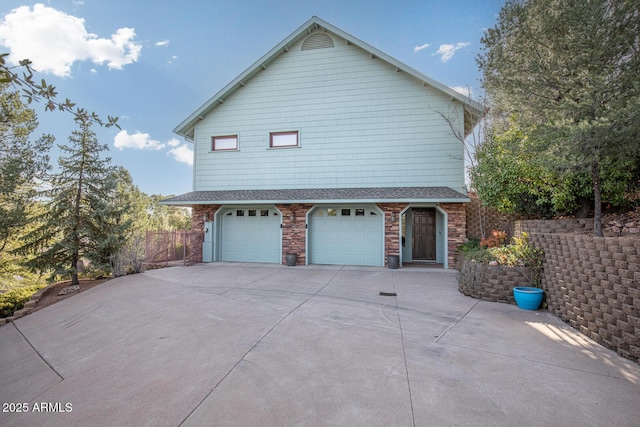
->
[[457, 257, 533, 304], [514, 220, 640, 363]]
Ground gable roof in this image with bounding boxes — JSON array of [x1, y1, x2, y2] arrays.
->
[[174, 16, 484, 141]]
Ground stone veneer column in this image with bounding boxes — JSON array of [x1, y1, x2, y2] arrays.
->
[[191, 204, 221, 263], [377, 203, 407, 267], [439, 202, 466, 268], [277, 204, 313, 265]]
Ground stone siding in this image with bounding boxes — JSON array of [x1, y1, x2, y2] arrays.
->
[[515, 220, 640, 363], [440, 203, 466, 268], [190, 202, 465, 269], [377, 203, 407, 266], [277, 203, 313, 266], [191, 204, 221, 263]]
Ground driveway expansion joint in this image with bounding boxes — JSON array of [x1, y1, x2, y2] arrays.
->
[[12, 322, 64, 382], [178, 266, 345, 426]]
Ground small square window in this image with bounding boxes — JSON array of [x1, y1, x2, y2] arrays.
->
[[327, 208, 337, 217], [236, 210, 244, 216], [341, 209, 351, 216], [212, 135, 238, 151], [248, 210, 256, 217], [355, 209, 365, 216], [270, 131, 298, 148], [260, 210, 269, 217]]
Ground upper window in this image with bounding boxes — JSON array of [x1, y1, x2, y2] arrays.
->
[[212, 135, 238, 151], [270, 131, 299, 148]]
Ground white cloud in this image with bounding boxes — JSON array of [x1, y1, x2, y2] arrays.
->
[[113, 130, 193, 165], [433, 42, 469, 63], [114, 130, 165, 151], [451, 86, 472, 97], [413, 43, 431, 53], [155, 39, 170, 47], [168, 145, 193, 166], [0, 4, 141, 77]]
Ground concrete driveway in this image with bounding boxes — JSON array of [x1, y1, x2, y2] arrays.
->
[[1, 264, 639, 427]]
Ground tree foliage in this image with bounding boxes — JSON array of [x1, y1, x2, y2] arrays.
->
[[471, 119, 556, 218], [472, 117, 637, 218], [2, 52, 192, 284], [476, 0, 640, 235], [20, 116, 131, 285], [0, 84, 54, 254], [0, 54, 119, 128]]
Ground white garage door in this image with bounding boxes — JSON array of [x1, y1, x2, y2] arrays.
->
[[309, 206, 383, 266], [220, 208, 281, 263]]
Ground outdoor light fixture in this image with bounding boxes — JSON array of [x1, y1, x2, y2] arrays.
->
[[202, 213, 208, 222]]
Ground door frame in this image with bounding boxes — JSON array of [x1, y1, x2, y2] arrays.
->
[[412, 207, 437, 261], [399, 204, 449, 269]]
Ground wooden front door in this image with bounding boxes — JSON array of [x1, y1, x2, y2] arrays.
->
[[412, 208, 436, 260]]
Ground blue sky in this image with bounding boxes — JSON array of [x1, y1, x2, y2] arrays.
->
[[0, 0, 504, 196]]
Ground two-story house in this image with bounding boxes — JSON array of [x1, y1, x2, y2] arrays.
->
[[163, 16, 482, 268]]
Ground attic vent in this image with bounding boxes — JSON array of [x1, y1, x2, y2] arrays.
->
[[302, 33, 334, 51]]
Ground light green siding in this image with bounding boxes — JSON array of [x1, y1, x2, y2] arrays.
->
[[193, 33, 466, 193]]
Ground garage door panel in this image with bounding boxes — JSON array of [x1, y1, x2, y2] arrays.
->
[[310, 206, 383, 266], [221, 208, 280, 263]]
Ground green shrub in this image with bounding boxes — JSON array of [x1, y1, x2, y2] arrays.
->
[[458, 238, 497, 264], [458, 233, 545, 286], [0, 284, 46, 318]]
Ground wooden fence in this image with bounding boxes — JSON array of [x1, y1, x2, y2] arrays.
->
[[145, 230, 202, 266]]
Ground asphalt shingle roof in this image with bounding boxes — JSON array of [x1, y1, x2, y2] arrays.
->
[[161, 187, 468, 205]]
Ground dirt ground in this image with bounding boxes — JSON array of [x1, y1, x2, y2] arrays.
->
[[29, 278, 111, 314]]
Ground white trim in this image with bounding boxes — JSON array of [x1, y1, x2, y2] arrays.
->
[[400, 203, 450, 269]]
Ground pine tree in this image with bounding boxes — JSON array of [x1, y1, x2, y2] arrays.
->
[[0, 84, 53, 255], [477, 0, 640, 236], [22, 115, 131, 285]]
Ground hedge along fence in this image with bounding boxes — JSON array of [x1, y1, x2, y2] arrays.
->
[[514, 220, 640, 363]]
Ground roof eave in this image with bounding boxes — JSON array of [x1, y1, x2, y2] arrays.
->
[[161, 197, 469, 206]]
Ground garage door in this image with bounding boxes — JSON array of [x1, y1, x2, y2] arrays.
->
[[220, 208, 281, 263], [309, 206, 383, 266]]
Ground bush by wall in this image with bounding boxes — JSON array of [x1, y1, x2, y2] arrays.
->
[[0, 284, 46, 318]]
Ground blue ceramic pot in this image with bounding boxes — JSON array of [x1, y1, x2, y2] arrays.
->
[[513, 287, 544, 310]]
